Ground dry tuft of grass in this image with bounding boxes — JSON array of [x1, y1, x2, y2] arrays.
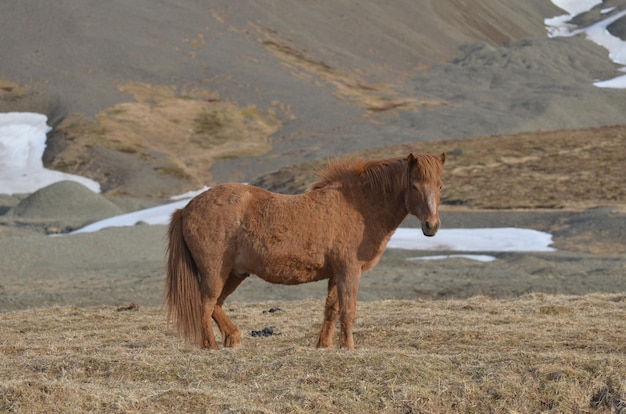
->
[[1, 294, 625, 413], [0, 79, 28, 97], [253, 125, 626, 210]]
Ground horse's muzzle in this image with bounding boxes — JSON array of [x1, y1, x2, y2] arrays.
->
[[421, 220, 440, 237]]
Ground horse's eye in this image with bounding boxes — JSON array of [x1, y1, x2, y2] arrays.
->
[[411, 184, 418, 190]]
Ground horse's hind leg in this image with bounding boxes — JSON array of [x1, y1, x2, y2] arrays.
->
[[212, 272, 245, 348], [317, 277, 339, 348], [198, 270, 229, 350], [201, 296, 220, 350]]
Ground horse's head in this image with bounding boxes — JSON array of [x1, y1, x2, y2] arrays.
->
[[405, 153, 445, 237]]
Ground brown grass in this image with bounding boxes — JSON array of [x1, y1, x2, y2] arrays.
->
[[2, 294, 625, 413], [253, 125, 626, 210], [0, 78, 28, 97]]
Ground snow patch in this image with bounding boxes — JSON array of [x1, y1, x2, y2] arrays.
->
[[0, 112, 100, 194]]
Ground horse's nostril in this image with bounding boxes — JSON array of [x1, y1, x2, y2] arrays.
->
[[422, 220, 439, 237]]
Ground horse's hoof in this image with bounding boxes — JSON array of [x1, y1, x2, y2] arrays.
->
[[202, 344, 220, 351], [224, 332, 242, 348], [316, 339, 332, 349]]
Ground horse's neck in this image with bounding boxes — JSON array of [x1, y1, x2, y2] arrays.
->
[[353, 182, 408, 232]]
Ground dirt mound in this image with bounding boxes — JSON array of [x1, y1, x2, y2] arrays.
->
[[11, 180, 122, 229], [608, 14, 626, 39]]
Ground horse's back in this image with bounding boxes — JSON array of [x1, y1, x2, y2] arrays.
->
[[182, 183, 267, 221], [181, 182, 305, 245]]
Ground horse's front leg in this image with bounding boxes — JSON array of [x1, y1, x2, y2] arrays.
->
[[336, 270, 362, 350], [317, 277, 339, 348]]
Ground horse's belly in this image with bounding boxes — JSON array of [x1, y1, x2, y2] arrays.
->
[[258, 266, 329, 285], [235, 252, 329, 285]]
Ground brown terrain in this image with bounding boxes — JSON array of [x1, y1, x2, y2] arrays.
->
[[1, 1, 625, 412]]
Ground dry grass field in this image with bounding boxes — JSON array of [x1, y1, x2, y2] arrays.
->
[[2, 294, 625, 413]]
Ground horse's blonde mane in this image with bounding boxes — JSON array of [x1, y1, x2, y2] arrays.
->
[[309, 154, 442, 194]]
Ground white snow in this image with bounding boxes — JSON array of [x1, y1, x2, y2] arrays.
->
[[68, 199, 189, 234], [0, 112, 100, 194], [408, 255, 497, 262], [546, 1, 626, 88], [549, 0, 603, 18], [387, 227, 555, 253], [169, 186, 210, 200]]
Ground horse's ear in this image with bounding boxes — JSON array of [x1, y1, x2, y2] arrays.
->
[[407, 153, 417, 167], [439, 152, 446, 165]]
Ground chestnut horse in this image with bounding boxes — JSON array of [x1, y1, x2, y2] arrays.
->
[[165, 153, 445, 350]]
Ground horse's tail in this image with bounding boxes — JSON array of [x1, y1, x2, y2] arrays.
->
[[165, 208, 202, 345]]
